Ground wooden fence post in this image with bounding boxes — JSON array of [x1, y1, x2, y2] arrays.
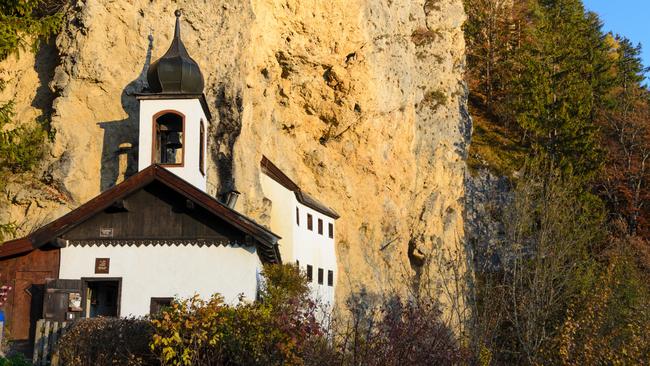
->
[[0, 320, 4, 357], [33, 319, 43, 365], [31, 320, 70, 365]]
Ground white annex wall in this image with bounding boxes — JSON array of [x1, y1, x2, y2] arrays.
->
[[59, 244, 262, 316], [294, 203, 337, 308], [260, 174, 297, 260], [260, 173, 337, 308], [138, 98, 208, 191]]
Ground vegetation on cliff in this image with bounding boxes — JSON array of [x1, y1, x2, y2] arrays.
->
[[465, 0, 650, 363], [0, 0, 64, 240]]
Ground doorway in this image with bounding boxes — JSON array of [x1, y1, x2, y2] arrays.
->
[[82, 278, 121, 318], [12, 271, 49, 341]]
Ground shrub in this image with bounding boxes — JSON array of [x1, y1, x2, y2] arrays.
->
[[56, 317, 156, 366], [318, 294, 467, 366], [554, 243, 650, 365], [150, 264, 322, 366], [0, 354, 32, 366]]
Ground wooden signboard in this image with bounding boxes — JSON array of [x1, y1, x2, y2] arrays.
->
[[95, 258, 110, 274]]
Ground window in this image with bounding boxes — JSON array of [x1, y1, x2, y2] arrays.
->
[[154, 112, 184, 165], [328, 270, 334, 286], [306, 265, 313, 282], [318, 219, 323, 235], [296, 259, 299, 267], [199, 120, 205, 175], [307, 214, 313, 231], [296, 207, 300, 226], [328, 223, 334, 239], [150, 297, 173, 315], [318, 268, 324, 285]]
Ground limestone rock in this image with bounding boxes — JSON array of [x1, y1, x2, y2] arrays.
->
[[0, 0, 470, 313]]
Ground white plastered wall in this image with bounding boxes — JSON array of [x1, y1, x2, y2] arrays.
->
[[259, 174, 337, 307], [138, 98, 208, 191], [59, 244, 262, 316], [294, 203, 337, 308], [260, 174, 297, 260]]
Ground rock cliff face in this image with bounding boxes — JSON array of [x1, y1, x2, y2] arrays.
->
[[1, 0, 469, 309], [465, 169, 511, 272]]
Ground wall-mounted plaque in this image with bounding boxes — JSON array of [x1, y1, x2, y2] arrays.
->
[[95, 258, 110, 274], [100, 227, 114, 238]]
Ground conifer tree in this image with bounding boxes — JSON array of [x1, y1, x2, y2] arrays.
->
[[598, 36, 650, 236], [507, 0, 610, 178]]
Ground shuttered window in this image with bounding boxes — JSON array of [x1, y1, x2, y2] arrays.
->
[[328, 270, 334, 286], [318, 219, 323, 235], [328, 223, 334, 238], [307, 265, 313, 282], [318, 268, 324, 285], [307, 214, 313, 230]]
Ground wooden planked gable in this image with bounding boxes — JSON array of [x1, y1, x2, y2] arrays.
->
[[63, 181, 246, 243]]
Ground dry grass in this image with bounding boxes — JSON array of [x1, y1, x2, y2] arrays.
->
[[467, 102, 526, 176]]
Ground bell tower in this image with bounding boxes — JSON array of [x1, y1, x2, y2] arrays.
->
[[136, 10, 211, 192]]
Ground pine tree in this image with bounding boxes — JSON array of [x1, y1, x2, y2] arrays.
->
[[598, 36, 650, 236], [506, 0, 611, 179], [0, 0, 64, 60]]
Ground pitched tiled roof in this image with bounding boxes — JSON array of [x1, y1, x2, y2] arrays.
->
[[260, 156, 340, 219], [0, 165, 281, 264]]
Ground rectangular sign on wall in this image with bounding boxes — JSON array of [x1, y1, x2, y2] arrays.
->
[[100, 228, 114, 238], [95, 258, 110, 274]]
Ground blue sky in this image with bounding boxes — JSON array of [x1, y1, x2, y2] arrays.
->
[[582, 0, 649, 80]]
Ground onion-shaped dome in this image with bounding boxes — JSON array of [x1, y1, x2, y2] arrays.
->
[[147, 10, 204, 94]]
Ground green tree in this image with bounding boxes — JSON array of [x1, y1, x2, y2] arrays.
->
[[597, 37, 650, 237], [0, 0, 64, 241], [475, 162, 604, 365], [506, 0, 611, 179], [0, 0, 63, 60]]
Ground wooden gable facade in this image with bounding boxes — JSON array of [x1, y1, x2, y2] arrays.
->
[[62, 181, 248, 246]]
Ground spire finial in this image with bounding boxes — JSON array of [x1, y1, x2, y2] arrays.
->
[[174, 10, 182, 39]]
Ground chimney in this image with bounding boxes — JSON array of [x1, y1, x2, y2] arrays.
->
[[225, 190, 240, 209]]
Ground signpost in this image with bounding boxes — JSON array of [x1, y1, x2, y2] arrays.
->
[[0, 309, 4, 356], [1, 280, 12, 356]]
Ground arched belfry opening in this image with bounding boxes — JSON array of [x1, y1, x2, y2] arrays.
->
[[153, 111, 184, 165]]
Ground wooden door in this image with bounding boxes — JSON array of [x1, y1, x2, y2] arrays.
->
[[11, 271, 50, 340]]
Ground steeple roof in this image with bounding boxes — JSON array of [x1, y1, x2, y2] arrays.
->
[[147, 10, 205, 94]]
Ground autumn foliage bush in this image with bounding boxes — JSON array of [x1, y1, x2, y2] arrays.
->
[[312, 294, 467, 366], [149, 265, 466, 366], [56, 317, 156, 366], [49, 265, 467, 366], [150, 264, 321, 366]]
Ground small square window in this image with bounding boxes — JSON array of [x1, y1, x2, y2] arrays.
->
[[150, 297, 173, 315], [318, 219, 323, 235], [328, 270, 334, 286], [306, 265, 313, 282], [307, 214, 313, 231], [318, 268, 324, 285], [296, 207, 300, 225], [328, 223, 334, 239]]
